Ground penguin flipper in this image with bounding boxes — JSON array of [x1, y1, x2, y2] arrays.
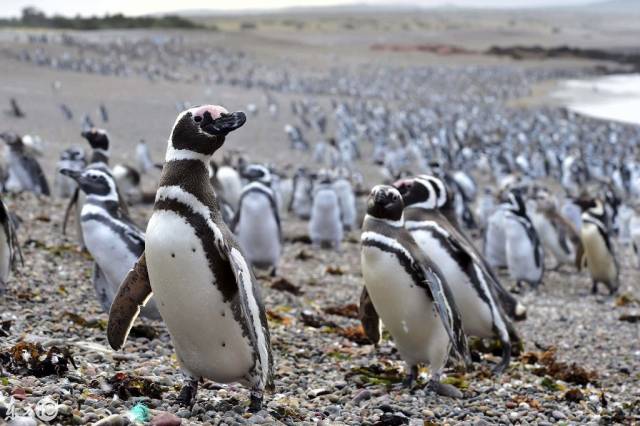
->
[[107, 253, 153, 351], [359, 286, 381, 344], [226, 245, 274, 390], [413, 260, 470, 367], [62, 188, 79, 235]]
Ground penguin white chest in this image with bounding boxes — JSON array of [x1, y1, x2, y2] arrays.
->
[[581, 223, 616, 282], [236, 194, 280, 268], [81, 219, 134, 294], [361, 245, 447, 367], [0, 227, 10, 284], [145, 210, 254, 383]]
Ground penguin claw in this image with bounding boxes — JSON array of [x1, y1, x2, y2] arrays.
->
[[249, 391, 263, 413], [427, 380, 463, 399], [177, 379, 199, 407]]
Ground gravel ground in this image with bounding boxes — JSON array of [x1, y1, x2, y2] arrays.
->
[[0, 191, 639, 425]]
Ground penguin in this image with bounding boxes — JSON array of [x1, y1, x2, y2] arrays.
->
[[395, 176, 518, 373], [107, 105, 273, 411], [503, 190, 544, 289], [136, 140, 157, 175], [359, 185, 470, 397], [289, 168, 313, 220], [529, 192, 583, 271], [0, 133, 50, 196], [0, 197, 23, 294], [403, 175, 526, 321], [333, 172, 357, 231], [112, 164, 142, 204], [629, 204, 640, 268], [578, 198, 619, 294], [60, 167, 160, 318], [54, 146, 86, 199], [8, 98, 24, 118], [62, 128, 129, 248], [232, 164, 282, 276], [484, 205, 509, 269], [309, 172, 343, 250], [214, 164, 243, 210]]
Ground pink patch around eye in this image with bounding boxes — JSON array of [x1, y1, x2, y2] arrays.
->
[[191, 105, 229, 120]]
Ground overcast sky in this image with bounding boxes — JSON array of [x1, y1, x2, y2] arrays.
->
[[3, 0, 599, 18]]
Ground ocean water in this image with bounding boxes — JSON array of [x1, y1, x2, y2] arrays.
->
[[551, 74, 640, 126]]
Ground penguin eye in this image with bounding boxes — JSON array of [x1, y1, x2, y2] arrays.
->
[[194, 115, 202, 123]]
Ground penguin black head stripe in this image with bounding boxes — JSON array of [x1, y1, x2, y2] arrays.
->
[[243, 164, 272, 186], [367, 185, 404, 221], [60, 168, 116, 200], [169, 105, 246, 156], [81, 128, 110, 151]]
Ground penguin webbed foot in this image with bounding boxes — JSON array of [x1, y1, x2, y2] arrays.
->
[[402, 365, 419, 389], [591, 281, 598, 295], [427, 378, 463, 399], [249, 390, 264, 413], [177, 378, 199, 408], [493, 340, 511, 376]]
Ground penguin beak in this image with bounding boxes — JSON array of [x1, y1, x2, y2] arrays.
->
[[60, 168, 81, 181], [200, 111, 247, 136]]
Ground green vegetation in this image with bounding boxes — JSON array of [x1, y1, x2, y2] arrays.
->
[[0, 6, 207, 30]]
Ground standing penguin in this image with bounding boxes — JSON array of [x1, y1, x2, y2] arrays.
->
[[395, 176, 518, 373], [309, 171, 343, 250], [504, 190, 544, 289], [578, 198, 619, 294], [629, 203, 640, 268], [0, 197, 23, 294], [1, 133, 50, 196], [529, 193, 583, 271], [289, 168, 313, 219], [333, 172, 357, 231], [232, 164, 282, 276], [54, 146, 86, 199], [107, 105, 273, 410], [59, 167, 159, 319], [359, 185, 469, 397], [136, 140, 157, 175]]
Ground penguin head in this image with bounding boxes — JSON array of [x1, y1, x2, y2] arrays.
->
[[367, 185, 404, 221], [243, 164, 272, 186], [60, 168, 118, 201], [61, 146, 86, 163], [393, 175, 447, 210], [81, 128, 110, 151], [169, 105, 246, 156]]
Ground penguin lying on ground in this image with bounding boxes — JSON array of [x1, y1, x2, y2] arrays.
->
[[578, 198, 619, 295], [107, 105, 274, 411], [60, 167, 160, 319], [0, 196, 23, 294], [359, 185, 470, 398], [394, 176, 519, 373], [232, 164, 282, 276]]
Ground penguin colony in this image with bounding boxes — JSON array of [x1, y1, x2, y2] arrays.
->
[[1, 80, 638, 414]]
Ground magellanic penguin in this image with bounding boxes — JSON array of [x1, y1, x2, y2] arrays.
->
[[62, 128, 129, 248], [630, 203, 640, 268], [107, 105, 274, 411], [59, 167, 159, 319], [0, 196, 23, 294], [529, 192, 583, 271], [405, 175, 526, 321], [0, 133, 50, 196], [577, 198, 619, 294], [394, 176, 519, 373], [359, 185, 470, 397], [503, 190, 544, 290], [54, 146, 86, 199], [232, 164, 282, 276], [289, 168, 313, 220], [309, 171, 343, 250]]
